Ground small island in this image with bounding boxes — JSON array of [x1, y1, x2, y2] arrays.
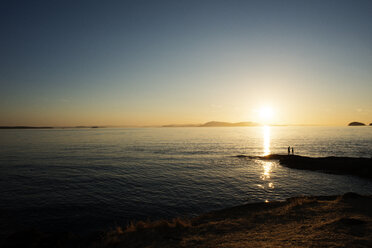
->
[[348, 122, 366, 126]]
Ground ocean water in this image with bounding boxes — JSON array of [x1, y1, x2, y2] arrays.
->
[[1, 126, 372, 234]]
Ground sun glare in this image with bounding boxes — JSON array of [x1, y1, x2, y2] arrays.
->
[[259, 107, 273, 121]]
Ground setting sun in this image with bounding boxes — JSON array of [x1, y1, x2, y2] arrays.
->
[[259, 107, 274, 121]]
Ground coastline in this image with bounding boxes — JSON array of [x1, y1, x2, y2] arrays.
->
[[3, 193, 372, 247], [237, 154, 372, 179], [2, 151, 372, 247]]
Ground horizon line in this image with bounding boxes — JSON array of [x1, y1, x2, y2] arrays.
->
[[0, 123, 363, 129]]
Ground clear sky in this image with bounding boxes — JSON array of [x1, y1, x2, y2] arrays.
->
[[1, 0, 371, 126]]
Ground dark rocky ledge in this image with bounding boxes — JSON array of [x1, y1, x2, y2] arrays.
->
[[2, 193, 372, 247], [237, 154, 372, 179]]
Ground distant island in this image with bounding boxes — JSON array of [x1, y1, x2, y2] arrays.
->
[[348, 122, 366, 126], [0, 126, 53, 129], [163, 121, 260, 127], [74, 126, 101, 128], [0, 126, 103, 129], [200, 121, 260, 127], [161, 124, 201, 127]]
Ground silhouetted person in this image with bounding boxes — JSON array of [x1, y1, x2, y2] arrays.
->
[[288, 146, 290, 155], [292, 147, 294, 155]]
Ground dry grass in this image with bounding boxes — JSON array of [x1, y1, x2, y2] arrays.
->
[[93, 194, 372, 248], [95, 218, 192, 248], [124, 218, 192, 233]]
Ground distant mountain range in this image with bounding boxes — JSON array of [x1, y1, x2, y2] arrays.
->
[[163, 121, 260, 127]]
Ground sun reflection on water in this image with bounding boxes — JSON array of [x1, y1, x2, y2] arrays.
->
[[260, 161, 273, 180], [263, 125, 270, 156], [258, 160, 276, 190], [259, 125, 275, 190]]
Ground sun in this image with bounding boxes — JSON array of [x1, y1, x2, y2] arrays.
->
[[259, 106, 273, 121]]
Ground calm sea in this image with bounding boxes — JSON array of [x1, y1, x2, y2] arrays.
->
[[1, 126, 372, 234]]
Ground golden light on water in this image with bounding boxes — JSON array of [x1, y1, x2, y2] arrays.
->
[[263, 125, 270, 156], [259, 125, 275, 191], [261, 162, 272, 180], [259, 160, 275, 190]]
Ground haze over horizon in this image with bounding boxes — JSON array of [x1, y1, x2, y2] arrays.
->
[[1, 0, 372, 126]]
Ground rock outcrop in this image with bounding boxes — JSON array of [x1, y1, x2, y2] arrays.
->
[[348, 122, 366, 126]]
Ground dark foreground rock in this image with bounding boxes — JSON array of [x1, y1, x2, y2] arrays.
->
[[2, 193, 372, 248]]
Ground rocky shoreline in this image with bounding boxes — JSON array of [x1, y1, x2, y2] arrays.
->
[[237, 154, 372, 179], [2, 193, 372, 247]]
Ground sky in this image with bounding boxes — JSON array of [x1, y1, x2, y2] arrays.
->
[[1, 0, 372, 126]]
